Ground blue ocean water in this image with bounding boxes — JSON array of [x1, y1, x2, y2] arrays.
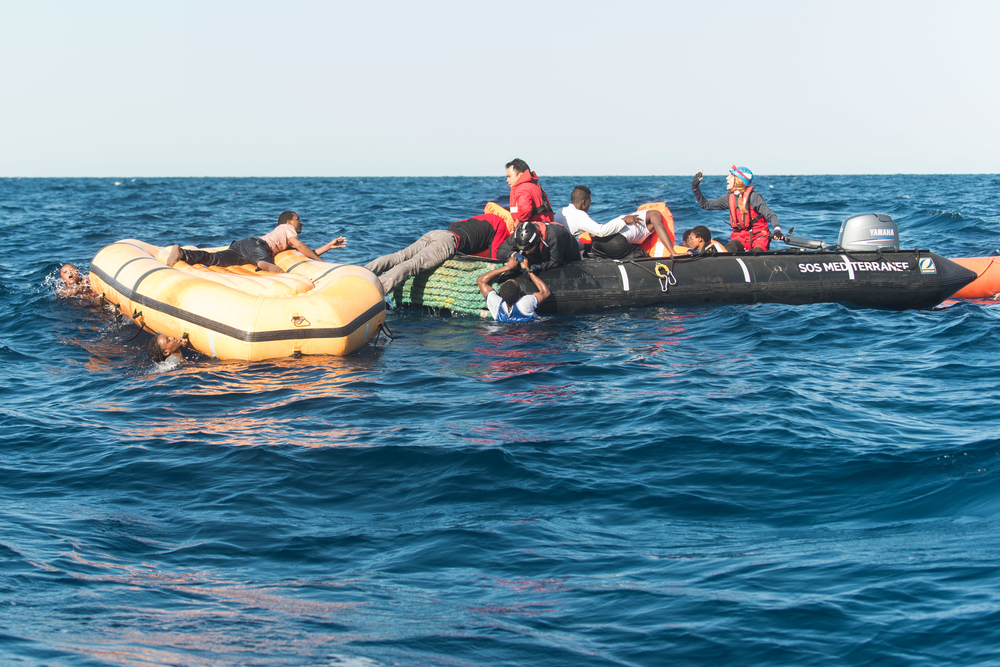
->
[[2, 174, 999, 666]]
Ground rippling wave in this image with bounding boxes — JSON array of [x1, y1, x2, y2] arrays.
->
[[1, 175, 999, 666]]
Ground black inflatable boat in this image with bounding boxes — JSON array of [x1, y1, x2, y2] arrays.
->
[[393, 213, 977, 314], [501, 248, 976, 313]]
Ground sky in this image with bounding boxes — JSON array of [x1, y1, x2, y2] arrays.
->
[[1, 0, 998, 177]]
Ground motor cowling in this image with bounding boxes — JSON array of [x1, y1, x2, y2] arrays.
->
[[838, 213, 899, 251]]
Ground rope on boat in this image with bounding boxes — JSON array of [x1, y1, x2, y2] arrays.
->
[[391, 259, 495, 315]]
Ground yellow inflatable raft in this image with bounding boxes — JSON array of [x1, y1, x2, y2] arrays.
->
[[89, 239, 386, 360]]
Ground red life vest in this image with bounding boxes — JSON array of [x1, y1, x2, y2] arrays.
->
[[727, 186, 768, 232], [510, 171, 555, 222]]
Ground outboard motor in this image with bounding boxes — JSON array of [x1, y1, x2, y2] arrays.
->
[[838, 213, 899, 251]]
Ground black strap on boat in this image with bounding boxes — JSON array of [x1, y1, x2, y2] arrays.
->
[[374, 321, 397, 345], [624, 258, 659, 278], [626, 255, 677, 279], [114, 308, 148, 343]]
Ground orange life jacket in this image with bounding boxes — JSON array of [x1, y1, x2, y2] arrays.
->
[[636, 202, 676, 255]]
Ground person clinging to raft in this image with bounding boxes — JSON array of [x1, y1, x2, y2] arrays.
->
[[146, 332, 192, 363], [164, 211, 345, 273], [58, 263, 97, 298], [476, 254, 551, 323], [692, 166, 782, 253]]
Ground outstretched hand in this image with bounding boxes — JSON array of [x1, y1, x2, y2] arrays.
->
[[692, 170, 704, 188], [328, 237, 347, 249]]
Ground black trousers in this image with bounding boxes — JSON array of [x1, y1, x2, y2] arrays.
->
[[180, 237, 274, 268]]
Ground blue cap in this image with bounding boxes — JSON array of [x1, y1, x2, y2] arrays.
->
[[730, 165, 753, 185]]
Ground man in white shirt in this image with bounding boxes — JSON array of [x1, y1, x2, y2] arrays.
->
[[555, 186, 674, 259], [553, 186, 627, 239]]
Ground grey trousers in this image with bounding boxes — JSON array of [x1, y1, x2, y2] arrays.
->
[[364, 229, 457, 293]]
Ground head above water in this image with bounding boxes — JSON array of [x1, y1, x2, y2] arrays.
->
[[60, 263, 81, 284], [498, 279, 522, 308], [147, 333, 184, 363]]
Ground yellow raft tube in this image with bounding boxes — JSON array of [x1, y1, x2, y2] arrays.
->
[[89, 239, 386, 360]]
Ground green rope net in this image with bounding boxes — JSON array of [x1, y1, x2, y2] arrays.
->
[[391, 259, 497, 315]]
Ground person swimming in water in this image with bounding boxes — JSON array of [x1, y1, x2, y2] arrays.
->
[[57, 263, 97, 298]]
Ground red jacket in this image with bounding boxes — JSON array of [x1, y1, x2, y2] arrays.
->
[[509, 171, 554, 223], [478, 213, 513, 259]]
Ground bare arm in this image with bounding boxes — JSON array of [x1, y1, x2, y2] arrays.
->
[[288, 236, 345, 261], [316, 236, 347, 256], [288, 236, 323, 261], [477, 256, 520, 298], [527, 269, 550, 306]]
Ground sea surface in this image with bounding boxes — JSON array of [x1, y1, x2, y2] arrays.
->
[[2, 174, 999, 666]]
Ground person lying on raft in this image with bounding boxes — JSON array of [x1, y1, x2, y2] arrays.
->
[[682, 226, 727, 254], [58, 263, 97, 298], [476, 255, 551, 323], [147, 332, 192, 363], [692, 166, 782, 253], [496, 221, 581, 274], [164, 211, 346, 273], [583, 207, 677, 260], [364, 213, 511, 294]]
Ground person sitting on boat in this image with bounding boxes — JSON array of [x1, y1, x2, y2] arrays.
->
[[364, 213, 512, 294], [57, 263, 97, 298], [692, 166, 782, 252], [146, 332, 192, 363], [496, 220, 581, 274], [164, 211, 346, 273], [476, 255, 551, 322], [505, 158, 555, 223], [682, 226, 727, 254]]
